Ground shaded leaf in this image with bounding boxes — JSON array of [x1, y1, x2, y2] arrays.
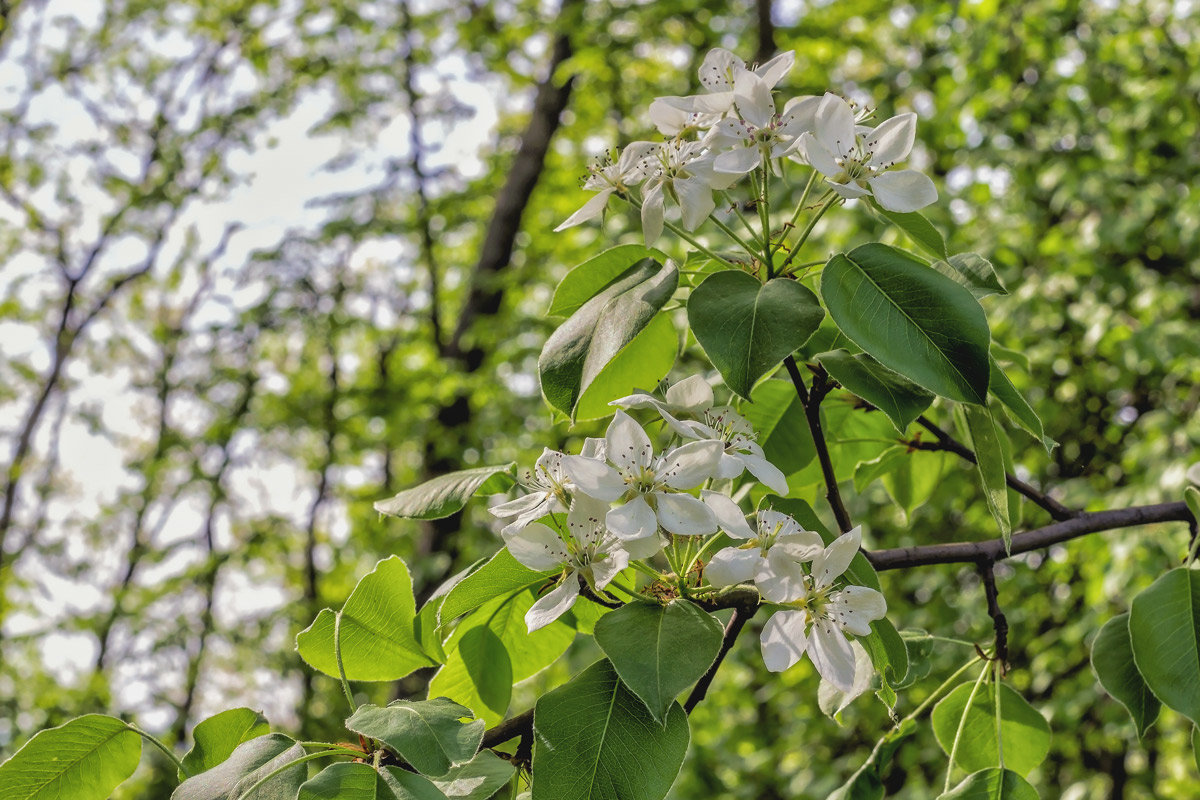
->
[[817, 349, 934, 432], [1129, 568, 1200, 725], [931, 683, 1051, 776], [937, 768, 1039, 799], [181, 708, 270, 780], [876, 205, 947, 260], [346, 699, 483, 777], [375, 465, 516, 520], [439, 548, 554, 625], [989, 357, 1053, 453], [549, 245, 665, 317], [930, 253, 1008, 299], [1091, 613, 1160, 739], [955, 404, 1011, 550], [173, 734, 305, 800], [298, 762, 446, 800], [430, 751, 516, 800]]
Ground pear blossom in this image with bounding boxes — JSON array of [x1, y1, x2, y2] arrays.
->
[[797, 93, 938, 212], [639, 140, 738, 244], [489, 448, 572, 536], [655, 48, 796, 122], [757, 526, 888, 691], [562, 410, 723, 540], [708, 76, 813, 175], [554, 141, 658, 232], [612, 378, 788, 495], [504, 495, 659, 632], [701, 498, 824, 588]]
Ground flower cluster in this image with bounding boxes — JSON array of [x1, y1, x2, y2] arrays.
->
[[555, 48, 937, 245], [490, 375, 887, 691]]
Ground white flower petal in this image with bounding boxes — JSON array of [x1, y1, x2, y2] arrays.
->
[[829, 585, 887, 636], [732, 70, 774, 128], [781, 94, 820, 135], [641, 184, 665, 244], [659, 440, 724, 489], [649, 98, 693, 136], [616, 140, 660, 179], [589, 550, 630, 589], [774, 531, 826, 563], [698, 48, 739, 91], [868, 170, 938, 212], [617, 531, 663, 561], [812, 526, 862, 588], [525, 577, 580, 632], [714, 146, 762, 175], [490, 491, 546, 520], [799, 132, 840, 178], [753, 50, 795, 87], [818, 640, 873, 717], [815, 93, 856, 160], [664, 375, 714, 410], [579, 437, 607, 460], [606, 496, 658, 541], [561, 455, 624, 502], [705, 547, 761, 587], [864, 113, 917, 167], [734, 451, 789, 495], [756, 549, 809, 602], [714, 452, 744, 480], [607, 410, 653, 472], [809, 618, 857, 691], [760, 610, 809, 672], [553, 189, 612, 232], [828, 179, 871, 200], [677, 176, 716, 231], [503, 523, 568, 571], [702, 490, 755, 539], [654, 492, 717, 536]]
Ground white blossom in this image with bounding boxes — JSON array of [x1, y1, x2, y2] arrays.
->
[[504, 495, 658, 632], [708, 76, 813, 175], [639, 140, 738, 244], [554, 141, 658, 232], [489, 448, 572, 536], [562, 410, 723, 540], [757, 526, 888, 691], [797, 93, 938, 212], [701, 500, 824, 588]]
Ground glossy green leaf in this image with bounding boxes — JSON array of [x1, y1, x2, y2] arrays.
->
[[1091, 613, 1160, 739], [938, 768, 1040, 799], [687, 270, 825, 400], [429, 751, 516, 799], [539, 257, 677, 417], [1129, 568, 1200, 725], [861, 617, 910, 695], [573, 312, 677, 421], [739, 379, 815, 474], [828, 719, 916, 800], [931, 682, 1051, 776], [181, 707, 270, 780], [895, 630, 936, 689], [298, 762, 447, 800], [931, 253, 1008, 299], [430, 590, 576, 725], [173, 734, 306, 800], [989, 357, 1053, 452], [593, 600, 723, 723], [955, 404, 1012, 550], [0, 714, 141, 800], [817, 349, 934, 431], [297, 556, 436, 682], [532, 659, 689, 800], [876, 205, 947, 260], [345, 699, 483, 777], [374, 464, 516, 520], [854, 447, 949, 519], [439, 548, 554, 625], [821, 243, 991, 404], [548, 244, 665, 317]]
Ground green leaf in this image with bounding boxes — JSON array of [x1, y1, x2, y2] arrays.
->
[[548, 245, 665, 317], [430, 590, 576, 725], [0, 715, 141, 800], [955, 404, 1012, 549], [989, 357, 1053, 452], [930, 253, 1008, 299], [298, 763, 447, 800], [346, 699, 483, 777], [593, 600, 723, 723], [894, 630, 936, 689], [739, 379, 815, 474], [931, 682, 1051, 776], [440, 548, 555, 625], [1193, 727, 1200, 774], [821, 243, 991, 404], [429, 751, 516, 799], [375, 464, 516, 520], [827, 719, 916, 800], [875, 205, 947, 260], [297, 556, 436, 682], [861, 617, 910, 695], [1185, 486, 1200, 531], [539, 258, 677, 418], [532, 659, 690, 800], [937, 768, 1040, 799], [573, 312, 677, 421], [1129, 568, 1200, 725], [1091, 613, 1160, 739], [817, 349, 934, 431], [687, 271, 825, 400], [181, 708, 270, 780], [173, 734, 306, 800]]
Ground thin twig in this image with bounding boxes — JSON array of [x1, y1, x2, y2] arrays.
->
[[915, 415, 1076, 521], [784, 357, 853, 532], [976, 560, 1009, 669], [684, 597, 757, 712]]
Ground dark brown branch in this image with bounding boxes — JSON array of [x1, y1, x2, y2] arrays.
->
[[784, 357, 853, 532], [684, 592, 759, 713], [915, 415, 1076, 521], [976, 560, 1009, 667], [865, 501, 1192, 570]]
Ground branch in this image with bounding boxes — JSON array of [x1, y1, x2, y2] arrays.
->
[[684, 591, 759, 713], [865, 501, 1193, 570], [784, 357, 853, 532], [976, 560, 1009, 667], [915, 415, 1076, 521]]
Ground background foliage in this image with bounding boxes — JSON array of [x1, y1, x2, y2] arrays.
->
[[0, 0, 1196, 797]]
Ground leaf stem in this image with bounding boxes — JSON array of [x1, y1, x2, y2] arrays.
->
[[334, 610, 357, 713], [772, 167, 818, 258], [127, 724, 189, 778], [779, 192, 837, 274], [993, 659, 1005, 768]]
